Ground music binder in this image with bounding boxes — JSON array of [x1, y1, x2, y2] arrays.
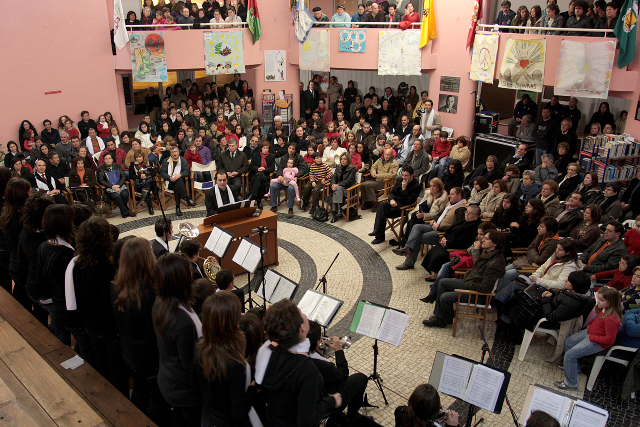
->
[[255, 269, 298, 304], [349, 301, 410, 347], [204, 225, 234, 258], [298, 290, 343, 328], [428, 351, 511, 414], [519, 384, 609, 427], [231, 238, 264, 273]]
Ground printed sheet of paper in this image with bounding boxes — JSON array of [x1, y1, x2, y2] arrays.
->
[[204, 226, 233, 258], [129, 32, 168, 82], [464, 364, 505, 412], [231, 239, 262, 273], [265, 50, 286, 81], [355, 303, 385, 338], [470, 33, 499, 84], [300, 30, 330, 71], [498, 38, 546, 92], [438, 356, 473, 400], [568, 401, 608, 427], [298, 290, 323, 317], [377, 309, 410, 346], [256, 270, 280, 302], [204, 31, 245, 75], [378, 30, 421, 76], [525, 388, 572, 423], [310, 296, 341, 326], [554, 40, 615, 99], [270, 277, 296, 304]]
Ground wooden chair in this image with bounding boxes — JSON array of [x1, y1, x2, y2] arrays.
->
[[451, 279, 499, 337], [277, 174, 308, 209], [385, 202, 417, 241], [128, 178, 162, 213], [190, 161, 217, 205], [158, 175, 194, 211], [93, 183, 118, 218], [241, 172, 250, 198], [342, 172, 362, 222]]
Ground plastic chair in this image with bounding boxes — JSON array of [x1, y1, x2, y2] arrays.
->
[[518, 318, 560, 361], [586, 345, 639, 391]]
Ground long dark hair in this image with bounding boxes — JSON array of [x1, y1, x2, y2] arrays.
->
[[0, 167, 13, 205], [556, 238, 578, 264], [197, 291, 246, 382], [0, 178, 31, 231], [42, 204, 74, 242], [21, 193, 54, 233], [526, 198, 546, 223], [621, 254, 640, 276], [75, 217, 114, 268], [403, 384, 441, 426], [113, 237, 156, 311], [239, 312, 264, 374], [447, 159, 463, 177], [154, 253, 194, 334]]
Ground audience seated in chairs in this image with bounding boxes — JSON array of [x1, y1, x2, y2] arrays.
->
[[326, 152, 357, 223], [30, 159, 69, 205], [68, 157, 97, 208], [479, 179, 508, 219], [160, 146, 196, 217], [361, 148, 399, 211], [268, 143, 308, 218], [129, 150, 157, 215], [463, 155, 503, 193], [441, 160, 465, 194], [370, 165, 421, 244], [580, 220, 628, 275], [534, 179, 561, 216], [247, 141, 275, 210], [301, 152, 332, 212]]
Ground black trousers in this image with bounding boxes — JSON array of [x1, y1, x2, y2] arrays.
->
[[336, 373, 368, 419], [228, 175, 242, 197], [87, 332, 130, 397], [373, 201, 401, 238], [421, 244, 451, 274], [107, 189, 130, 214], [168, 178, 188, 200], [249, 173, 269, 199]]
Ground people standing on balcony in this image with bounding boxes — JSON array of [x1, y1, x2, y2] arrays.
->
[[225, 6, 242, 27], [312, 6, 330, 26], [125, 11, 140, 27], [494, 1, 516, 30], [385, 3, 403, 27], [564, 0, 592, 36], [351, 4, 367, 27], [140, 7, 154, 30], [330, 4, 352, 27], [540, 3, 564, 34], [364, 2, 386, 26], [177, 6, 194, 29]]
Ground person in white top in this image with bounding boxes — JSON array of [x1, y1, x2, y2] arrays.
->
[[209, 8, 225, 28], [225, 6, 242, 27]]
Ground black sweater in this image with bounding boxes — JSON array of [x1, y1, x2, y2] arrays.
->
[[538, 288, 591, 328], [36, 243, 80, 328], [110, 285, 159, 378], [73, 258, 118, 336], [259, 349, 335, 427], [17, 230, 47, 302], [310, 350, 349, 396]]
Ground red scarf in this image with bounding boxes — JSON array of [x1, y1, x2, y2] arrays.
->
[[260, 152, 268, 168]]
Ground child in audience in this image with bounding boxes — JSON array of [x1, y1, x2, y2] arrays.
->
[[184, 142, 202, 169], [623, 215, 640, 256], [268, 158, 300, 202], [591, 254, 640, 291], [304, 145, 316, 165], [555, 286, 622, 390], [621, 266, 640, 311], [348, 144, 362, 172], [324, 121, 340, 143]]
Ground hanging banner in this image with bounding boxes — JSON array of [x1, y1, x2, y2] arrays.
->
[[300, 30, 330, 71], [129, 33, 168, 82], [265, 50, 286, 81], [204, 31, 245, 75], [498, 38, 546, 92], [378, 30, 421, 76], [339, 29, 366, 53], [555, 40, 616, 99], [470, 33, 499, 84]]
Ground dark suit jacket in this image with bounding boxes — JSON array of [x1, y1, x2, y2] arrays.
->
[[97, 163, 126, 188], [557, 174, 582, 200], [30, 170, 64, 191], [388, 177, 421, 208], [580, 238, 628, 274], [444, 219, 482, 249], [220, 150, 248, 175], [204, 185, 238, 217], [68, 167, 97, 188], [621, 178, 640, 214], [191, 261, 204, 280], [151, 239, 169, 258], [249, 151, 275, 176], [159, 156, 190, 181], [553, 207, 583, 237], [500, 155, 531, 174], [301, 89, 319, 114]]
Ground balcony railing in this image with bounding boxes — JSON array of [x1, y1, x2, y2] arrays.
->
[[477, 23, 613, 36], [311, 21, 421, 27], [125, 22, 248, 31]]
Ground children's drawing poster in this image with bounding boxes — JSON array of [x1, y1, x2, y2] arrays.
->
[[378, 30, 421, 76], [129, 33, 168, 82], [300, 30, 330, 71], [470, 33, 499, 84], [498, 38, 546, 92], [339, 29, 366, 53], [265, 50, 286, 82], [204, 31, 245, 75], [555, 40, 616, 99]]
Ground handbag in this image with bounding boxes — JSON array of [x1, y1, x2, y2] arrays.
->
[[312, 207, 329, 222]]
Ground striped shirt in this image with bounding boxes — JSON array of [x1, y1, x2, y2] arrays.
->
[[309, 163, 332, 182]]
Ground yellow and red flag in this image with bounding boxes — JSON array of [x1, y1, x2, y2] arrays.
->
[[420, 0, 437, 48]]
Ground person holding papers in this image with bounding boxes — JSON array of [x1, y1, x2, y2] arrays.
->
[[423, 230, 507, 329], [394, 383, 460, 427], [256, 299, 342, 427], [205, 170, 237, 217], [307, 321, 369, 423]]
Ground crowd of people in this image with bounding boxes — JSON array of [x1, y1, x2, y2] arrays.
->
[[125, 0, 248, 30], [494, 0, 621, 36]]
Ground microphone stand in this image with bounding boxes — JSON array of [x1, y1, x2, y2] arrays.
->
[[314, 253, 339, 336], [247, 226, 269, 313], [151, 176, 171, 250]]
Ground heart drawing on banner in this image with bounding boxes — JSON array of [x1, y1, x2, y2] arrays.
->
[[519, 59, 530, 69]]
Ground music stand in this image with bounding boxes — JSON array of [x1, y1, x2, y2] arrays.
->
[[349, 301, 410, 407]]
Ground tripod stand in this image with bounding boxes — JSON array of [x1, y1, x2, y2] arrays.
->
[[362, 339, 388, 408]]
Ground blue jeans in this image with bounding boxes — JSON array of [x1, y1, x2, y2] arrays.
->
[[270, 182, 296, 209], [433, 278, 466, 324], [496, 264, 519, 296], [429, 262, 455, 298], [563, 329, 604, 387]]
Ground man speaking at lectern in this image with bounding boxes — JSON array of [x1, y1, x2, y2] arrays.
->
[[205, 170, 237, 217]]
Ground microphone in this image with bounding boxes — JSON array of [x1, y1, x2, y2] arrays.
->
[[251, 226, 269, 233]]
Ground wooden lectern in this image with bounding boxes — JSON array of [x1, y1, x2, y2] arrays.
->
[[195, 207, 278, 276]]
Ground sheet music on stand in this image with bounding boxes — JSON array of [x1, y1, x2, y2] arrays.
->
[[519, 384, 609, 427], [231, 238, 263, 273], [204, 225, 234, 258], [348, 301, 410, 347], [297, 290, 343, 327], [255, 269, 298, 304], [428, 351, 511, 414]]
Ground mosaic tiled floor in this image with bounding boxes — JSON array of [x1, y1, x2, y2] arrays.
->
[[110, 203, 639, 427]]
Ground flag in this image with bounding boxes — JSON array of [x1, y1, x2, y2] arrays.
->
[[467, 0, 484, 49], [295, 0, 314, 43], [247, 0, 262, 43], [420, 0, 437, 48], [614, 0, 638, 68], [113, 0, 129, 50]]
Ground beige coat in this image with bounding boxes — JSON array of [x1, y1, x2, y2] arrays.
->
[[532, 255, 584, 290], [370, 157, 398, 181], [409, 189, 448, 219], [450, 145, 471, 169], [479, 191, 506, 218]]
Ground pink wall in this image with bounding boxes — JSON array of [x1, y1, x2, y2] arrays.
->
[[0, 2, 125, 149]]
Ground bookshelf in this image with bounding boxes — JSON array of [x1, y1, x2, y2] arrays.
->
[[578, 134, 640, 188]]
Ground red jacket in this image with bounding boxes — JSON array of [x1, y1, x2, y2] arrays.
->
[[184, 150, 202, 169], [587, 309, 621, 348], [431, 139, 452, 160], [98, 147, 127, 168], [624, 229, 640, 256], [96, 123, 111, 139], [594, 269, 633, 291]]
